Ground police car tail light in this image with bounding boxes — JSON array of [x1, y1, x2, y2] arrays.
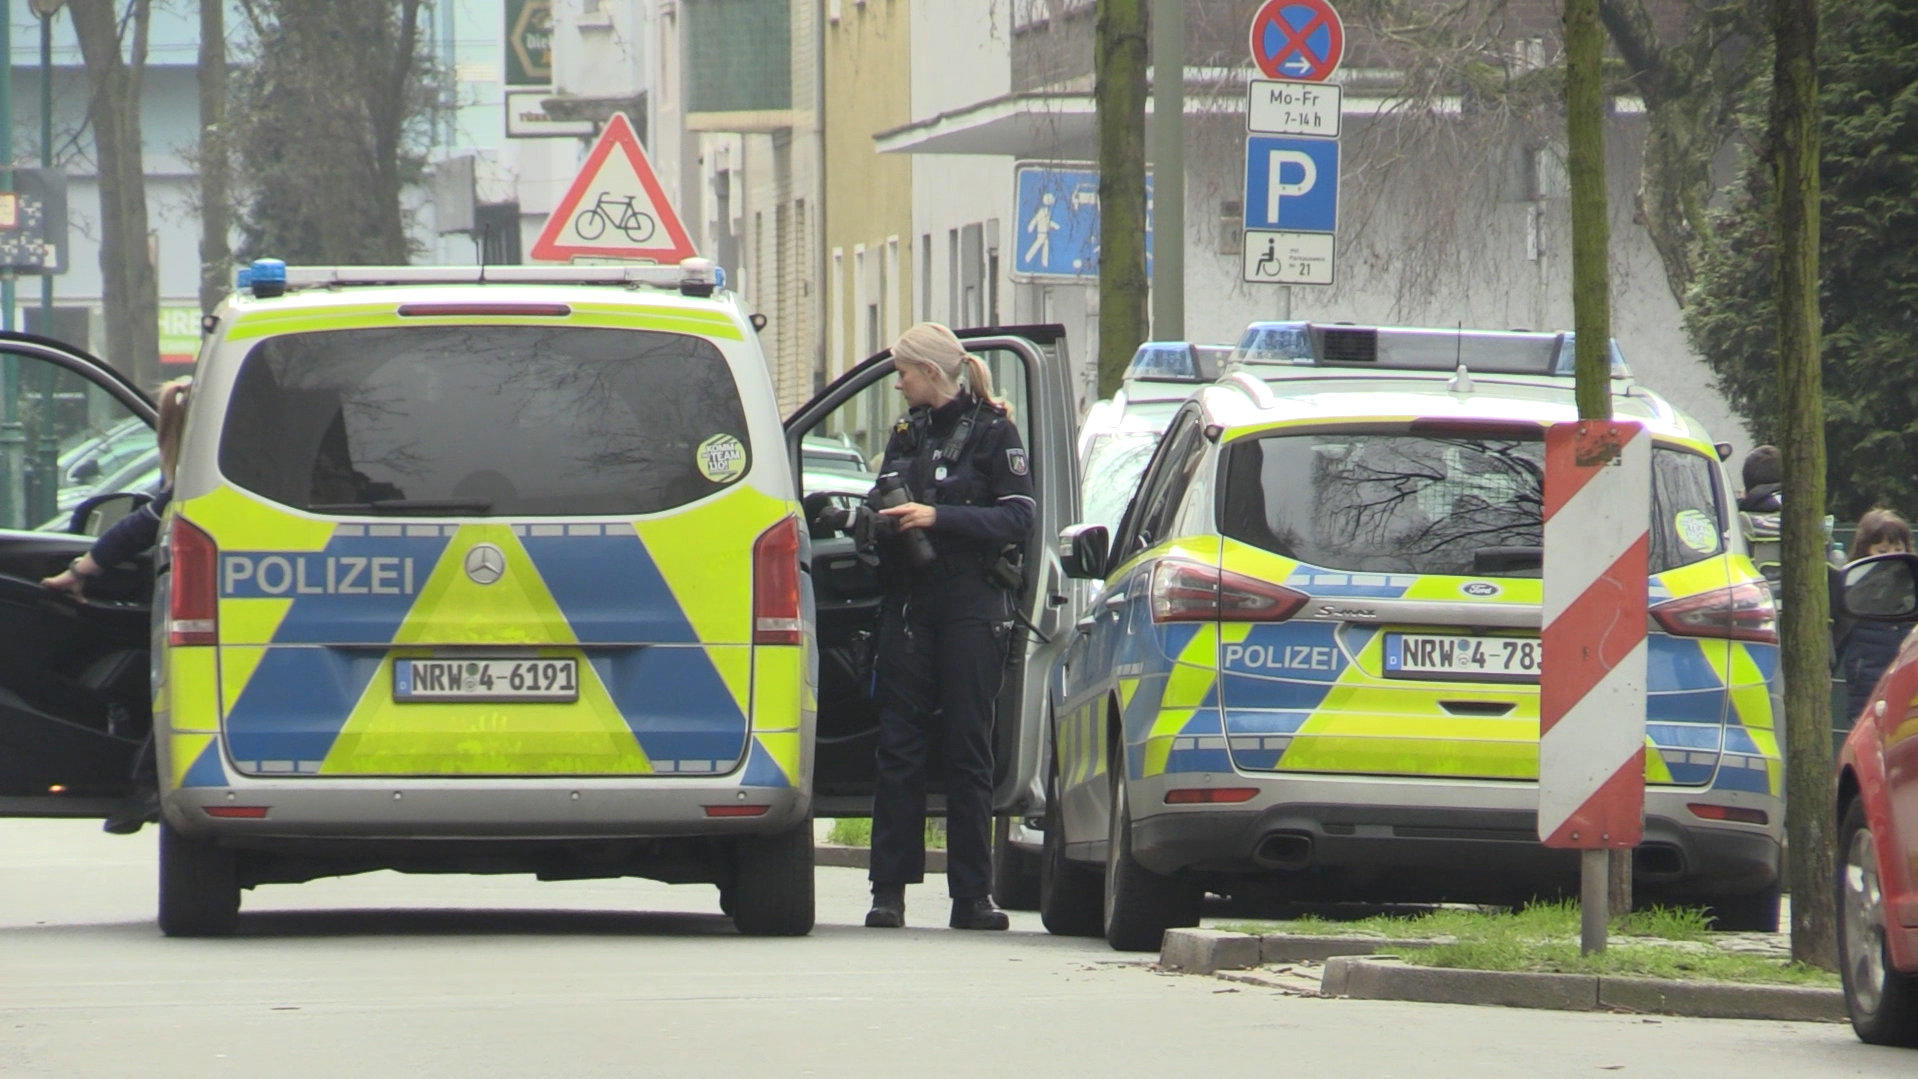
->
[[168, 516, 219, 646], [1150, 559, 1307, 624], [753, 516, 803, 645], [1649, 581, 1777, 643]]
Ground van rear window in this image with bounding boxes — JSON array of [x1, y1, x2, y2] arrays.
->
[[1218, 427, 1722, 576], [218, 325, 752, 516]]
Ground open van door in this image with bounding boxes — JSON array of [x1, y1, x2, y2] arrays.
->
[[0, 333, 158, 818], [784, 326, 1080, 820]]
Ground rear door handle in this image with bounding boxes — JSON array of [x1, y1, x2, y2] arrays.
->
[[1102, 591, 1128, 612]]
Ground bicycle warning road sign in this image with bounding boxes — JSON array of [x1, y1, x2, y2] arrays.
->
[[1249, 0, 1345, 82], [530, 112, 695, 263]]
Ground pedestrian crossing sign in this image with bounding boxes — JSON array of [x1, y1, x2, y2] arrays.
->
[[1011, 162, 1152, 281]]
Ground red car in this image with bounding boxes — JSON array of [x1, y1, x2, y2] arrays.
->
[[1835, 552, 1918, 1045]]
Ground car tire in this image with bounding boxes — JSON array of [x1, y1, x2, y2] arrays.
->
[[157, 820, 240, 938], [992, 816, 1042, 911], [1700, 885, 1782, 932], [1102, 769, 1200, 953], [728, 818, 816, 937], [1838, 798, 1918, 1046], [1039, 764, 1102, 937]]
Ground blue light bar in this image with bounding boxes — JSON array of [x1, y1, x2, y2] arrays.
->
[[249, 258, 288, 298]]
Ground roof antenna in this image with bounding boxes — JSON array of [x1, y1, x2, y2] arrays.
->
[[1449, 320, 1473, 393]]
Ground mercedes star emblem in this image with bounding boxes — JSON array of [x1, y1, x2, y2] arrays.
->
[[464, 543, 506, 585]]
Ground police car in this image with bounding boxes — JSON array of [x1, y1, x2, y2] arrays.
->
[[1043, 323, 1783, 950], [0, 268, 1082, 937]]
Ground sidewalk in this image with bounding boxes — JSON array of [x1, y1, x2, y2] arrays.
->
[[1158, 925, 1844, 1023]]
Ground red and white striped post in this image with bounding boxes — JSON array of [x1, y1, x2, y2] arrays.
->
[[1541, 420, 1649, 954]]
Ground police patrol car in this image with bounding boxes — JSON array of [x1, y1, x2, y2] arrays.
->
[[0, 268, 1083, 937], [1044, 323, 1783, 950]]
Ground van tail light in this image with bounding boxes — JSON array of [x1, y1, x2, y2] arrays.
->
[[1150, 559, 1307, 623], [168, 515, 220, 646], [1649, 581, 1777, 643], [753, 516, 804, 645]]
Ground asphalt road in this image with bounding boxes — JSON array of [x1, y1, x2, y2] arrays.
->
[[0, 820, 1909, 1078]]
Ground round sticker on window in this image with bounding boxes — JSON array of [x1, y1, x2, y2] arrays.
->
[[1675, 509, 1719, 554], [697, 434, 747, 483]]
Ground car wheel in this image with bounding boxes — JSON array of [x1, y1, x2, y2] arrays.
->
[[1700, 885, 1782, 932], [1102, 768, 1200, 952], [157, 820, 240, 938], [1838, 798, 1918, 1045], [992, 816, 1042, 911], [729, 817, 815, 937], [1039, 763, 1102, 937]]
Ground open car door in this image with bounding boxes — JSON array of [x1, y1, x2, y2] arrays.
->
[[0, 333, 158, 817], [785, 326, 1080, 818]]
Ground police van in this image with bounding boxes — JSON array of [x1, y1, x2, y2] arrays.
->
[[0, 260, 1079, 936]]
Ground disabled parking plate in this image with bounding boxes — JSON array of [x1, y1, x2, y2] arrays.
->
[[1382, 633, 1541, 682], [394, 658, 579, 702]]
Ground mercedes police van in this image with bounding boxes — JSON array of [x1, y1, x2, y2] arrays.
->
[[0, 261, 1079, 937]]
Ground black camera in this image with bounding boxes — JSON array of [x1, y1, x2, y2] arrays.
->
[[873, 472, 937, 568]]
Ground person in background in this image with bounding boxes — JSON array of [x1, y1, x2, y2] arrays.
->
[[41, 376, 192, 833], [1834, 507, 1914, 748], [1738, 444, 1783, 512]]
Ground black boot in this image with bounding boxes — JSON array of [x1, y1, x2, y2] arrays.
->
[[949, 896, 1009, 931], [866, 884, 905, 928], [101, 786, 160, 836]]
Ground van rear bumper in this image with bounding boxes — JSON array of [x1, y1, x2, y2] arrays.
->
[[161, 781, 810, 841]]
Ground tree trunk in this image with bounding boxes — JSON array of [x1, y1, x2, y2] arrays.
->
[[198, 0, 231, 314], [1771, 0, 1836, 970], [69, 0, 159, 390], [1094, 0, 1149, 397]]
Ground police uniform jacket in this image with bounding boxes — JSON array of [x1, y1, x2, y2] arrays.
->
[[871, 390, 1035, 589]]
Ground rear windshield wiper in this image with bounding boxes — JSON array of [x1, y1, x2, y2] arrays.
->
[[307, 499, 493, 516], [1472, 546, 1543, 574]]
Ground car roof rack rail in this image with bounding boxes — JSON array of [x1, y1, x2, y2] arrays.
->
[[238, 257, 723, 299]]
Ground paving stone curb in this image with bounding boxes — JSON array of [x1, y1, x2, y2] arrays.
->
[[1158, 930, 1845, 1022], [813, 844, 946, 872]]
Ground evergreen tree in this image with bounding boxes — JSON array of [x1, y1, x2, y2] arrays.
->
[[1686, 0, 1918, 518]]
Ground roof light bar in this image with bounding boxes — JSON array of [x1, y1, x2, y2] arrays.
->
[[247, 257, 725, 299]]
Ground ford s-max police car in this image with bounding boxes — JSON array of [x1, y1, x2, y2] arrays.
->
[[1043, 323, 1783, 951], [0, 264, 1080, 938]]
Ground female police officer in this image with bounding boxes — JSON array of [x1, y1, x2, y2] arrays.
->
[[860, 322, 1035, 930]]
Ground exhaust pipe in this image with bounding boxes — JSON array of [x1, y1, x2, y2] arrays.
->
[[1254, 831, 1314, 870]]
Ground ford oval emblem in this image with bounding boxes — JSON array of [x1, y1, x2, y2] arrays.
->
[[1462, 581, 1499, 597]]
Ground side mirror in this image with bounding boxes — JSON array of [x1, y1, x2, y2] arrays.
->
[[1714, 441, 1734, 462], [1843, 553, 1918, 621], [1059, 523, 1110, 580], [69, 491, 149, 537], [749, 312, 769, 333]]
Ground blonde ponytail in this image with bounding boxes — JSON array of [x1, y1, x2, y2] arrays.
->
[[964, 354, 1009, 412]]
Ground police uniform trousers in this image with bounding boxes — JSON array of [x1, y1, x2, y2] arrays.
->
[[868, 570, 1010, 900]]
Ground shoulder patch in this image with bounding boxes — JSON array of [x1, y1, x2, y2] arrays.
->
[[1005, 447, 1028, 476]]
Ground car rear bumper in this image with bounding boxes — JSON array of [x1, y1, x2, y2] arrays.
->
[[1125, 775, 1780, 902], [161, 780, 810, 841]]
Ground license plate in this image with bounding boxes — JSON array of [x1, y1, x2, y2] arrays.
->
[[394, 658, 579, 702], [1382, 633, 1541, 682]]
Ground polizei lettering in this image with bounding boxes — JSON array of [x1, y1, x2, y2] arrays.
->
[[1223, 643, 1336, 672], [222, 554, 418, 597]]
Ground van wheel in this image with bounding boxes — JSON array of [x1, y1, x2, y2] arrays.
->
[[1102, 772, 1200, 952], [992, 816, 1041, 911], [157, 820, 239, 938], [729, 818, 815, 937], [1701, 885, 1782, 932], [1039, 766, 1102, 937], [1838, 799, 1918, 1045]]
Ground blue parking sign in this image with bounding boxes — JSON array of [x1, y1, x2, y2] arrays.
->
[[1243, 135, 1339, 234]]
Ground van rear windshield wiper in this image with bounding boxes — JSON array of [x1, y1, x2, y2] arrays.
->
[[308, 498, 493, 516]]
